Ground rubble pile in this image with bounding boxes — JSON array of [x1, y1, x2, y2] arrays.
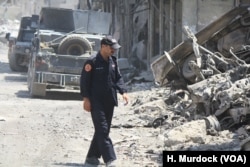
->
[[150, 6, 250, 151], [120, 81, 243, 151]]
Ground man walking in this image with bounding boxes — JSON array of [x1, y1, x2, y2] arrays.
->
[[80, 36, 129, 167]]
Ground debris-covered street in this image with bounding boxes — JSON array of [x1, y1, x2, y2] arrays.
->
[[0, 41, 247, 167]]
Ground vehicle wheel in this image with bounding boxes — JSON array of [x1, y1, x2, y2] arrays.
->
[[8, 52, 27, 72], [58, 34, 93, 56], [27, 57, 46, 97]]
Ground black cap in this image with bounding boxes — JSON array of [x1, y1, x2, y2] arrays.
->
[[101, 36, 121, 49]]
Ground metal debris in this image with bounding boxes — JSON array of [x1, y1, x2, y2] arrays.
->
[[150, 6, 250, 150]]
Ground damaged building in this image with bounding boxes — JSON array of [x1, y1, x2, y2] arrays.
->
[[3, 0, 247, 72]]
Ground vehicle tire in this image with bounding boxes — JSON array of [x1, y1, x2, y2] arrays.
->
[[8, 52, 27, 72], [58, 34, 93, 56]]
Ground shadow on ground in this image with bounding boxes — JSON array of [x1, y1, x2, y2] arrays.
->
[[16, 90, 82, 101], [4, 74, 27, 82], [53, 163, 84, 167]]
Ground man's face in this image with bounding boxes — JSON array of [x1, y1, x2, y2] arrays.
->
[[103, 44, 116, 56]]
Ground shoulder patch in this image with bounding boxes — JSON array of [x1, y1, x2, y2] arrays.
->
[[85, 64, 92, 72]]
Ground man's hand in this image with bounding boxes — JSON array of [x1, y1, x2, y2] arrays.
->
[[83, 97, 91, 112], [122, 93, 129, 105]]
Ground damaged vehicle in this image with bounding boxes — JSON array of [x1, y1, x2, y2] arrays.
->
[[27, 7, 112, 97], [5, 15, 38, 72], [151, 5, 250, 149]]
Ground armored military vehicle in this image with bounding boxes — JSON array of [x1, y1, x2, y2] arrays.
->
[[27, 7, 112, 97], [6, 15, 38, 72]]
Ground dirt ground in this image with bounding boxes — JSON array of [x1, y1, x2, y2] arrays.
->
[[0, 44, 163, 167]]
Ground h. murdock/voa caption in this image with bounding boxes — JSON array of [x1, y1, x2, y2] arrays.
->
[[164, 153, 246, 164]]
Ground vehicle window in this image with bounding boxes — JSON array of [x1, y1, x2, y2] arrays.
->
[[19, 31, 35, 42]]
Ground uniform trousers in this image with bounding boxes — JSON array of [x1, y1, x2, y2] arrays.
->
[[86, 95, 116, 163]]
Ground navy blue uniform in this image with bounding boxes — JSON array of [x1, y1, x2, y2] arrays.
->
[[80, 52, 127, 163]]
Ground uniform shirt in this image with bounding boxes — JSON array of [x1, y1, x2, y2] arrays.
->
[[80, 52, 127, 106]]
